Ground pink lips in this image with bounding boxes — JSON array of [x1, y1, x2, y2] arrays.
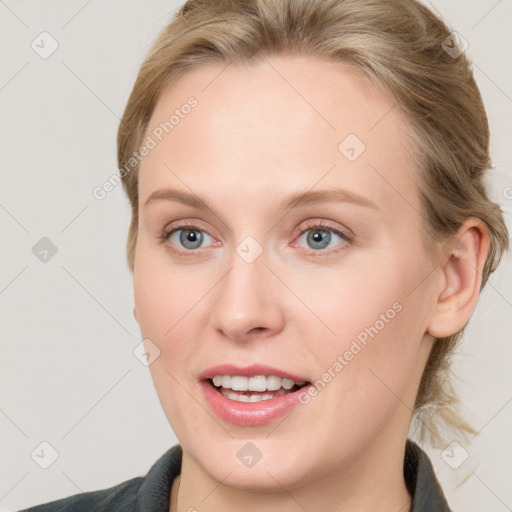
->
[[199, 363, 311, 426]]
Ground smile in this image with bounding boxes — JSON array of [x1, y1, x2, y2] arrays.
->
[[199, 365, 312, 425], [211, 374, 307, 402]]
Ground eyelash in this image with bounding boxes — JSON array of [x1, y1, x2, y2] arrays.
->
[[158, 221, 353, 257]]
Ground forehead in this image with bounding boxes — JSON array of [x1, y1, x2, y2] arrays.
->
[[139, 55, 420, 219]]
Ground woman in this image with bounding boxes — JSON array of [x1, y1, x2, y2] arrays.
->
[[21, 0, 509, 511]]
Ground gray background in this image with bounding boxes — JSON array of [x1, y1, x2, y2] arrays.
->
[[1, 1, 511, 510]]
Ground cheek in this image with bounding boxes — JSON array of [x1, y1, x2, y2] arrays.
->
[[133, 249, 215, 415], [133, 246, 207, 340], [134, 260, 205, 434], [297, 255, 417, 342], [289, 274, 429, 464], [301, 247, 431, 394]]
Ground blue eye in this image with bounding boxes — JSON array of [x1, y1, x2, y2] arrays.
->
[[297, 224, 351, 252], [168, 228, 214, 250]]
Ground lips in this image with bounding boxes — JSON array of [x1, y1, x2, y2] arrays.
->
[[199, 364, 312, 426]]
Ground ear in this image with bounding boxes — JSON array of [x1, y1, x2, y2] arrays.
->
[[427, 218, 490, 338]]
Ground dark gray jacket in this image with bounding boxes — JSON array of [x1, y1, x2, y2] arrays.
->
[[19, 440, 451, 511]]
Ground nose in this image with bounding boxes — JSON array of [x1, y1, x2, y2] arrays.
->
[[209, 247, 285, 342]]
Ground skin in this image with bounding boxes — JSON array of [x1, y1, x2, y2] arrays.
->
[[132, 55, 489, 512]]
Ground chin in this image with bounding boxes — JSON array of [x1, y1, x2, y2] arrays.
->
[[183, 434, 325, 492]]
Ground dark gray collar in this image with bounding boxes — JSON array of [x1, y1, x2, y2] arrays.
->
[[405, 440, 452, 511]]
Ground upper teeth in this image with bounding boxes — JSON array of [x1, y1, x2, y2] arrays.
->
[[212, 375, 305, 392]]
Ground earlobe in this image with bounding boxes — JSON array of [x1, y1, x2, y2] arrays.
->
[[427, 219, 490, 338]]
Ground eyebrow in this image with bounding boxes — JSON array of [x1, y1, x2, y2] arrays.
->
[[143, 187, 379, 211]]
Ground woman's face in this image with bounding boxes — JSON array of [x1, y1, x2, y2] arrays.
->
[[133, 56, 437, 489]]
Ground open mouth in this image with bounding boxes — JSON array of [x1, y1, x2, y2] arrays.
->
[[207, 376, 310, 403]]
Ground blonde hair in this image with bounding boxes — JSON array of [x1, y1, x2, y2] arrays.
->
[[117, 0, 509, 446]]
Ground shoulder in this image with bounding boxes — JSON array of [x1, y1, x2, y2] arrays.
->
[[18, 476, 143, 512], [18, 445, 183, 512]]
